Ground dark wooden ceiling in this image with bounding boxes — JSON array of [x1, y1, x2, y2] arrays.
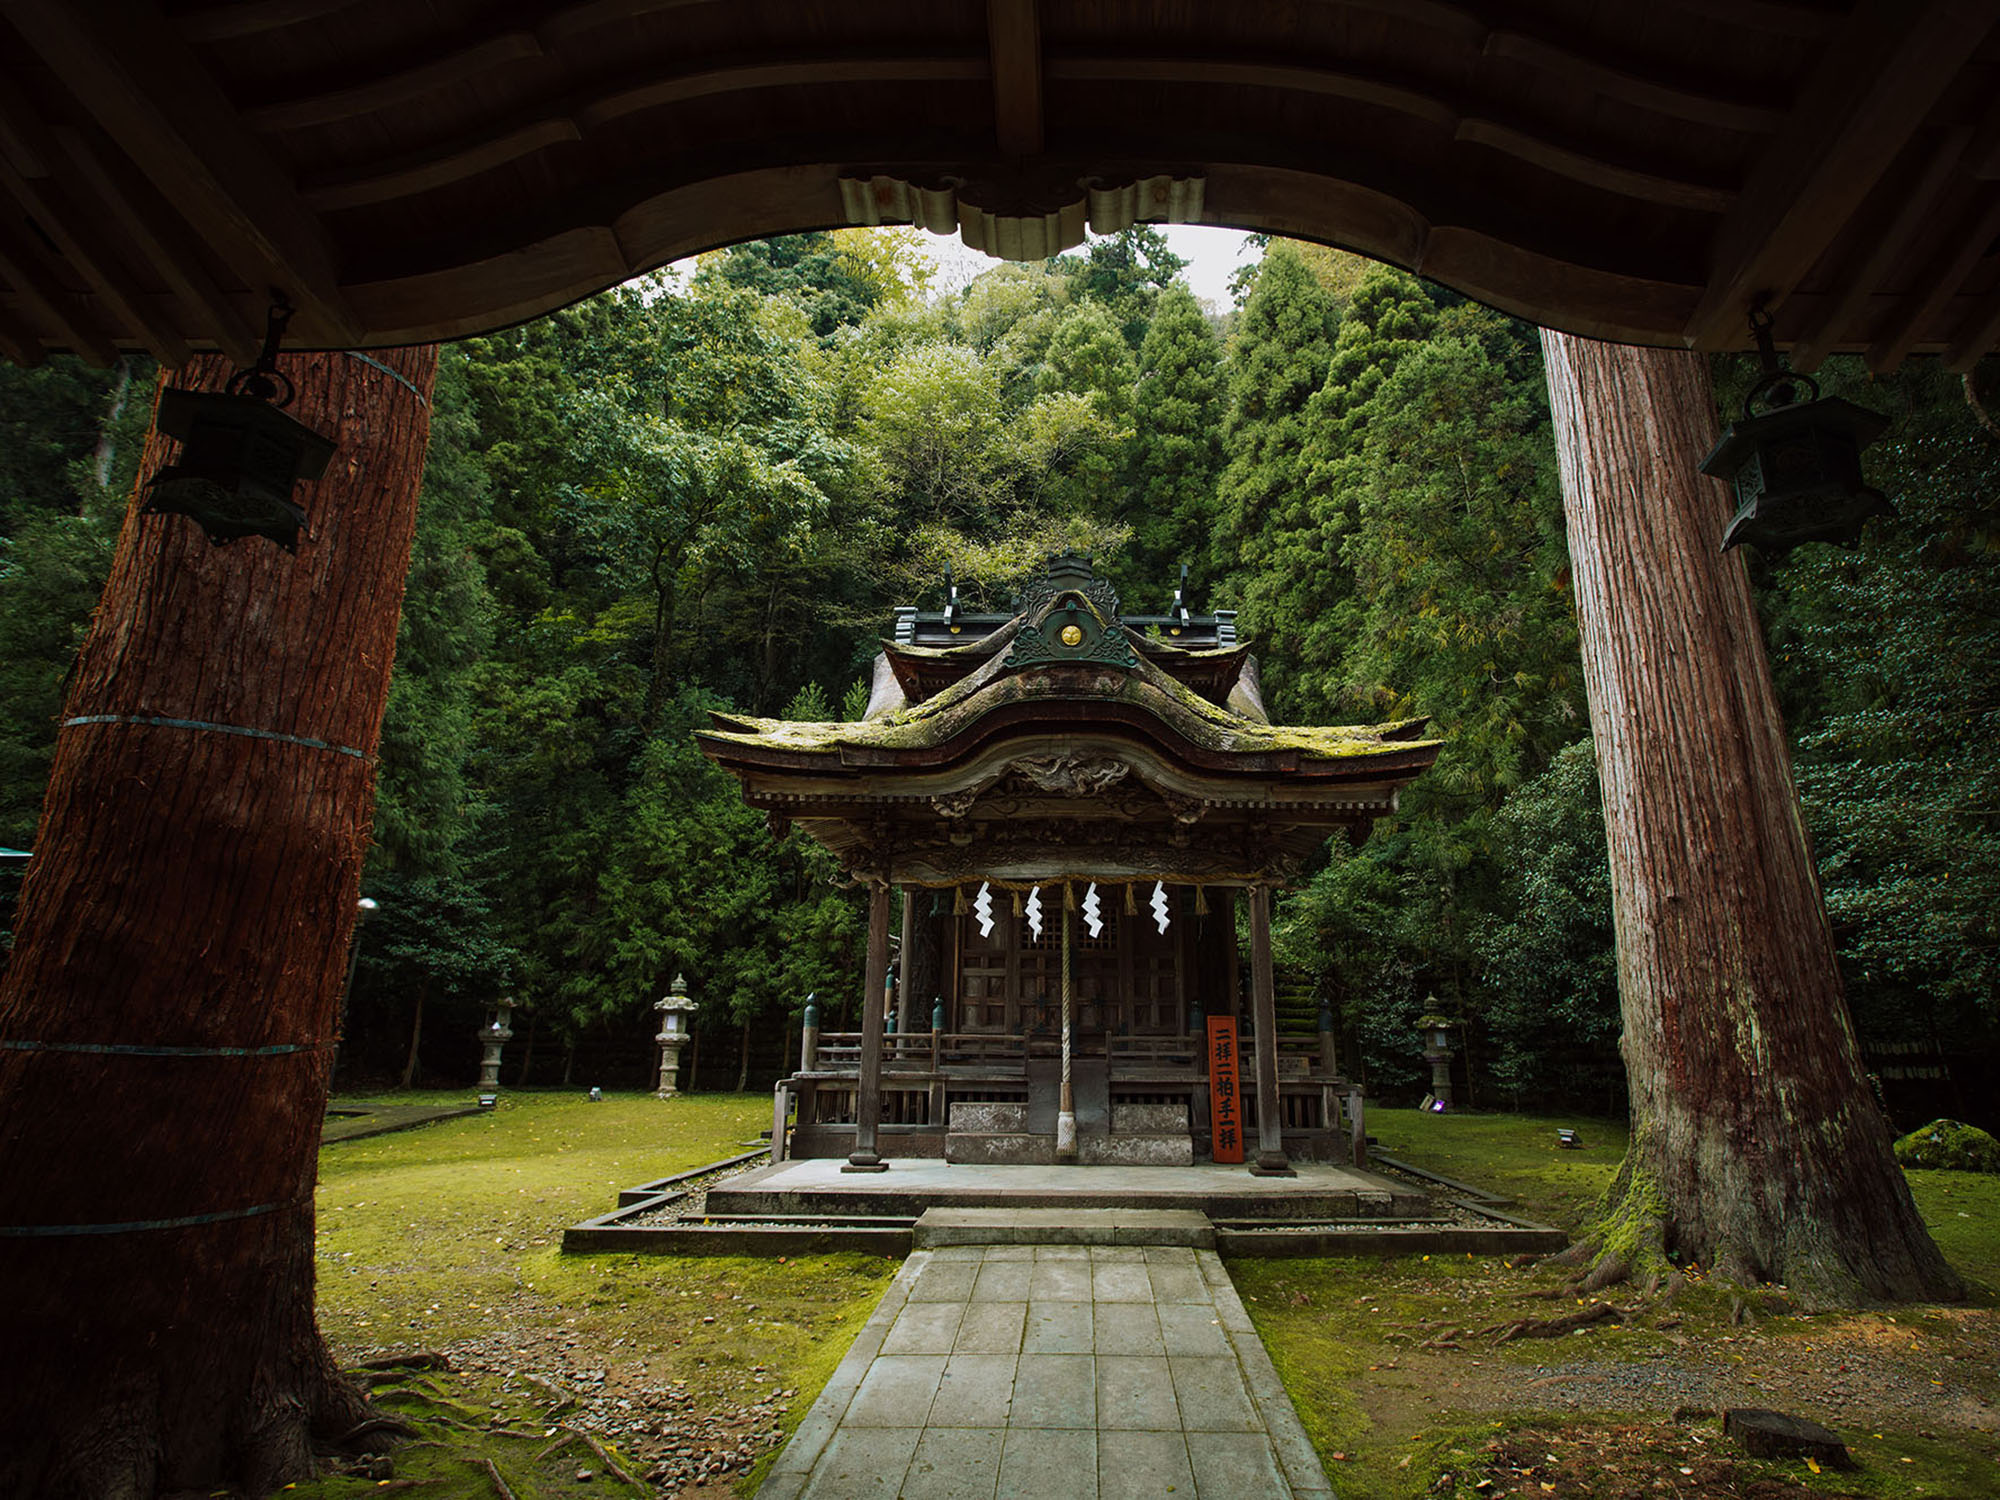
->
[[2, 0, 1997, 371]]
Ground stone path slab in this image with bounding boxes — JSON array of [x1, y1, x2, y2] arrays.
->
[[758, 1245, 1332, 1498], [915, 1207, 1216, 1249]]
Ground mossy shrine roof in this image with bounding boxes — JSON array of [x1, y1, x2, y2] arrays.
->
[[696, 558, 1440, 888]]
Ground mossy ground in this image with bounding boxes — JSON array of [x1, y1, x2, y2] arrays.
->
[[295, 1097, 1997, 1499], [1234, 1109, 2000, 1499], [296, 1090, 899, 1498]]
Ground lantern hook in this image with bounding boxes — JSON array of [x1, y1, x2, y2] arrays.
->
[[1742, 300, 1816, 418], [226, 297, 298, 409]]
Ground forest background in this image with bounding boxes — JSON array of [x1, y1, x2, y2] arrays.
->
[[1, 228, 1993, 1126]]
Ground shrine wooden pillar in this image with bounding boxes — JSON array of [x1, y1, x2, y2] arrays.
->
[[845, 879, 892, 1172], [1246, 885, 1293, 1176], [895, 887, 916, 1035]]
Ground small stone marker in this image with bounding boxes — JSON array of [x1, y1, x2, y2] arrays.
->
[[1722, 1408, 1851, 1468]]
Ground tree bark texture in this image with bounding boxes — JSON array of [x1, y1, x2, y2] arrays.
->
[[0, 345, 439, 1497], [1540, 331, 1956, 1306]]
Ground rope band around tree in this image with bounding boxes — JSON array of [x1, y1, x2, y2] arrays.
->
[[0, 1040, 327, 1058], [339, 350, 432, 404], [62, 714, 370, 760], [0, 1197, 306, 1238]]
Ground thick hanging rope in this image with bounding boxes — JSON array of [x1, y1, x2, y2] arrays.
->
[[1058, 881, 1076, 1159]]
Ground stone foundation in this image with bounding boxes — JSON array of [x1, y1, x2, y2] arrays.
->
[[1079, 1133, 1194, 1166], [944, 1132, 1058, 1165]]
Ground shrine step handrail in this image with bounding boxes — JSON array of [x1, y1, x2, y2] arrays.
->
[[806, 1031, 1031, 1071]]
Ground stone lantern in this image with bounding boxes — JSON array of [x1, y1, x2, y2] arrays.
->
[[655, 973, 699, 1097], [478, 998, 515, 1093], [1418, 1003, 1458, 1111]]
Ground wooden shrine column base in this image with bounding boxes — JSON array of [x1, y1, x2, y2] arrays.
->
[[1246, 887, 1293, 1177], [848, 879, 893, 1173]]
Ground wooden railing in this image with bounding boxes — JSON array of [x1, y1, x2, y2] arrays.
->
[[1241, 1035, 1328, 1079], [1108, 1035, 1200, 1069], [804, 1029, 1339, 1080], [806, 1032, 1028, 1073]]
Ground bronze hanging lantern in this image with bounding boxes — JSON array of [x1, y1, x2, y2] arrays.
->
[[143, 302, 335, 553], [1700, 306, 1890, 556]]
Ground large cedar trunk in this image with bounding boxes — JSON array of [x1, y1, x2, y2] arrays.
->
[[0, 346, 439, 1496], [1540, 331, 1957, 1306]]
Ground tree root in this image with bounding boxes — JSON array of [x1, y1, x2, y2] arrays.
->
[[335, 1414, 420, 1446], [356, 1353, 454, 1373], [518, 1373, 573, 1411], [1578, 1253, 1630, 1293], [1485, 1301, 1626, 1343], [471, 1455, 519, 1500], [366, 1386, 493, 1431], [534, 1426, 641, 1489]]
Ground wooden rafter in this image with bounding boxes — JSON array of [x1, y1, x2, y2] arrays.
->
[[1972, 93, 2000, 180], [0, 293, 42, 365], [0, 92, 189, 363], [53, 125, 261, 365], [988, 0, 1043, 157], [1945, 284, 2000, 373], [1789, 129, 1970, 373], [1480, 31, 1786, 134], [2, 0, 357, 343], [173, 0, 361, 42], [1683, 0, 2000, 351], [1866, 194, 2000, 374], [304, 118, 584, 212], [577, 57, 987, 131], [1053, 57, 1737, 211], [242, 32, 546, 132], [0, 209, 118, 364], [1, 3, 1997, 365], [303, 56, 994, 210]]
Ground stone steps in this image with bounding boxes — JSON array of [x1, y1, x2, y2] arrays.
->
[[911, 1206, 1216, 1248], [1084, 1100, 1192, 1165]]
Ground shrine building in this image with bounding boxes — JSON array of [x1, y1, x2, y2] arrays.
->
[[698, 557, 1438, 1175]]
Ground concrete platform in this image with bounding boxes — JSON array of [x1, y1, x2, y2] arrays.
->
[[915, 1208, 1215, 1250], [711, 1156, 1430, 1221]]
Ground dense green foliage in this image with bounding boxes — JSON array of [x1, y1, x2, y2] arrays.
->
[[0, 356, 152, 852], [1, 232, 1994, 1117]]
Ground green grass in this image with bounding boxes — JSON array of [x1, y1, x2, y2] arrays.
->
[[1907, 1168, 2000, 1297], [1366, 1106, 1630, 1230], [307, 1089, 900, 1498], [1235, 1109, 2000, 1499]]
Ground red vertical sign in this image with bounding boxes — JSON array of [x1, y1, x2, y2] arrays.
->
[[1207, 1016, 1244, 1164]]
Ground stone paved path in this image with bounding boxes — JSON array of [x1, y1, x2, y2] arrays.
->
[[757, 1244, 1333, 1498]]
